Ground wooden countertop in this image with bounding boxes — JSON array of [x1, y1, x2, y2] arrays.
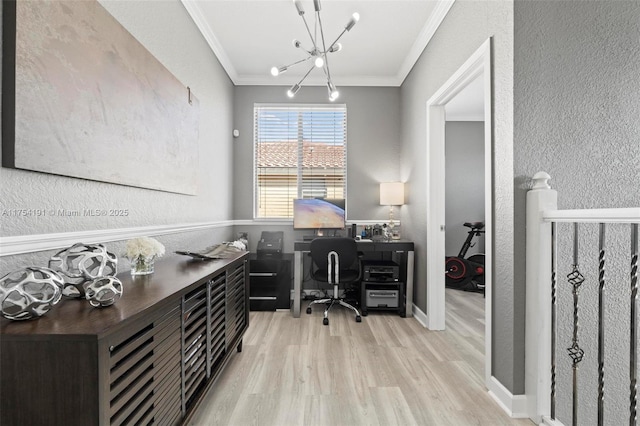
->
[[0, 252, 249, 338]]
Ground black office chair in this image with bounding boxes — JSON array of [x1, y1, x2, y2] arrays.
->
[[306, 237, 362, 325]]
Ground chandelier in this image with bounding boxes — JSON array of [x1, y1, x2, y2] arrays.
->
[[271, 0, 360, 102]]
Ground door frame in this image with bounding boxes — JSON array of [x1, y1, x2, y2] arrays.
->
[[425, 38, 492, 383]]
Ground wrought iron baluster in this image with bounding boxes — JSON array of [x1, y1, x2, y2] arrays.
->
[[567, 222, 585, 426], [551, 222, 558, 420], [631, 223, 639, 426], [598, 223, 606, 426]]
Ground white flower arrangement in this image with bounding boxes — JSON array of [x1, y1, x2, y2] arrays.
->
[[124, 237, 165, 260], [230, 240, 246, 251]]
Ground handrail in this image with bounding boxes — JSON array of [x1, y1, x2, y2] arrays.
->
[[543, 207, 640, 223], [526, 171, 640, 424]]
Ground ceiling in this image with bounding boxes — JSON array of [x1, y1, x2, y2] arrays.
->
[[181, 0, 455, 87]]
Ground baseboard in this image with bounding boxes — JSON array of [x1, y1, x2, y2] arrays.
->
[[0, 220, 235, 256], [292, 282, 529, 421], [414, 308, 530, 420], [412, 303, 428, 327], [541, 416, 565, 426], [487, 376, 529, 419]]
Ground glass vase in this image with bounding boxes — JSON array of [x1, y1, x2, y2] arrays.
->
[[130, 255, 156, 276]]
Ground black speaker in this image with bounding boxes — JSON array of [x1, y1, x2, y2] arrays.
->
[[351, 223, 357, 238]]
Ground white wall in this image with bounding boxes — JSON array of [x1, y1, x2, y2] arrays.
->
[[0, 0, 236, 273], [400, 1, 517, 391]]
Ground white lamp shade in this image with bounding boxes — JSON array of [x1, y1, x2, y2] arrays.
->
[[380, 182, 405, 206]]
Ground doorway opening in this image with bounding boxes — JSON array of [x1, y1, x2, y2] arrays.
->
[[425, 38, 492, 386]]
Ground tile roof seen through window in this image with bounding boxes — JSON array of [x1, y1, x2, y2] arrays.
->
[[257, 141, 344, 169]]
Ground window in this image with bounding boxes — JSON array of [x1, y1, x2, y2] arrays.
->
[[254, 104, 347, 219]]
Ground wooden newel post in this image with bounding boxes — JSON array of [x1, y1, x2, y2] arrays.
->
[[525, 172, 558, 423]]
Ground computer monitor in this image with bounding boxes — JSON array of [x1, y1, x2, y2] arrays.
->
[[293, 198, 346, 230]]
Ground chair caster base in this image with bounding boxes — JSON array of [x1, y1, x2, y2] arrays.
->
[[355, 315, 362, 323], [306, 307, 312, 314], [323, 318, 329, 326]]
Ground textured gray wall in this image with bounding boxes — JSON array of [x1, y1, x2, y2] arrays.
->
[[400, 1, 516, 391], [0, 1, 236, 274], [515, 1, 640, 423], [445, 121, 485, 256], [232, 86, 402, 247]]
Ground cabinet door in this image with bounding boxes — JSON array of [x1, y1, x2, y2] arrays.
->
[[226, 261, 247, 350], [208, 273, 227, 375], [105, 303, 182, 426], [181, 284, 208, 412]]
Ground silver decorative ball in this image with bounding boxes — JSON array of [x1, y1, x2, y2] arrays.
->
[[49, 243, 118, 298], [84, 276, 123, 308], [0, 267, 64, 320]]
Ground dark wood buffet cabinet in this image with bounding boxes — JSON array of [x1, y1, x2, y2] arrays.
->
[[0, 252, 250, 426]]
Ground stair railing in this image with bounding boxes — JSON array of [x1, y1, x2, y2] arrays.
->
[[525, 171, 640, 425]]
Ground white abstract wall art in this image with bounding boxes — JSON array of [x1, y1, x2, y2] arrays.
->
[[2, 0, 199, 195]]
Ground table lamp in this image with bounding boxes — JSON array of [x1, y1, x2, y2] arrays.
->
[[380, 182, 405, 235]]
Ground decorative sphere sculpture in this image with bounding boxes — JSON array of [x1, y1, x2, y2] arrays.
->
[[0, 267, 64, 320], [49, 243, 117, 298], [84, 276, 123, 308]]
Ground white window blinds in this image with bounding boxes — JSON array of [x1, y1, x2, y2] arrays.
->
[[254, 104, 347, 219]]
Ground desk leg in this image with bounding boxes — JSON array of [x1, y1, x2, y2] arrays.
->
[[293, 250, 302, 318], [406, 250, 414, 318]]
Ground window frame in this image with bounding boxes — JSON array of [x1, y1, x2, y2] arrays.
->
[[253, 103, 348, 220]]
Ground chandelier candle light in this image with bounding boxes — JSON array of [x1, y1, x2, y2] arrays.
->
[[271, 0, 360, 101]]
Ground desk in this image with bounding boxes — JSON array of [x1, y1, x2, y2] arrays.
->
[[292, 240, 415, 318]]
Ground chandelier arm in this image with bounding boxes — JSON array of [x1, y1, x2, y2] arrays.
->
[[293, 42, 312, 55], [316, 9, 332, 81], [327, 29, 349, 54], [316, 10, 327, 53], [284, 56, 313, 69], [300, 14, 318, 51], [314, 11, 319, 48], [295, 63, 317, 87], [322, 66, 337, 99], [279, 2, 357, 100]]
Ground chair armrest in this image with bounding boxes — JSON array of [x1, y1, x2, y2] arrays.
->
[[356, 255, 364, 281]]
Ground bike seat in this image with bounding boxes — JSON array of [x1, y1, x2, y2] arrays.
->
[[463, 221, 485, 230]]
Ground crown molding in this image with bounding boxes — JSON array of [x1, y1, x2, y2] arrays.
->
[[181, 0, 238, 83], [396, 0, 456, 85], [234, 74, 403, 87], [182, 0, 455, 87]]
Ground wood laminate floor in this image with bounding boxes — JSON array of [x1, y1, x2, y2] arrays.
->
[[189, 289, 533, 426]]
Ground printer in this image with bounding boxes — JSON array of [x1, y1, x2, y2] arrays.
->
[[256, 231, 284, 258]]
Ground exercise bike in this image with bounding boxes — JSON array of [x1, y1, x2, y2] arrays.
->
[[445, 221, 485, 292]]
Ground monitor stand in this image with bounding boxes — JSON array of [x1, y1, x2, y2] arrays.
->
[[302, 229, 325, 241]]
